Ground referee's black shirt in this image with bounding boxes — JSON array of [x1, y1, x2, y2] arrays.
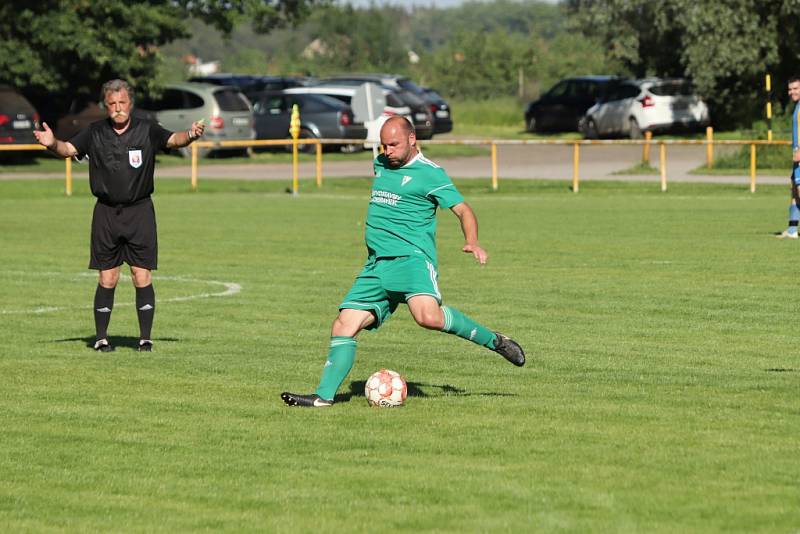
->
[[70, 116, 173, 205]]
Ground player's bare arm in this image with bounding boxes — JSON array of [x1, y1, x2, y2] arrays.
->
[[34, 122, 78, 158], [166, 119, 205, 149], [451, 201, 488, 264]]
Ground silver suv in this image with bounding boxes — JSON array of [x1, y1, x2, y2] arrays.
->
[[138, 82, 254, 156]]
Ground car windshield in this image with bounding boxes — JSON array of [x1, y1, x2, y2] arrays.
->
[[397, 78, 424, 94], [291, 94, 347, 112], [649, 81, 694, 96], [214, 89, 250, 111]]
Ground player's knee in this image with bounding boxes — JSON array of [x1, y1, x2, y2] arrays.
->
[[414, 309, 444, 330], [331, 311, 371, 337]]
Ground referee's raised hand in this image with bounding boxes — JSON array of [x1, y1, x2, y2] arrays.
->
[[188, 119, 205, 141], [34, 122, 55, 149]]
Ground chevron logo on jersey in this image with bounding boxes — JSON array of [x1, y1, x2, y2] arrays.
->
[[401, 175, 412, 186]]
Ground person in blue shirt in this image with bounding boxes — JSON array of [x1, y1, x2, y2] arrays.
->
[[777, 76, 800, 239]]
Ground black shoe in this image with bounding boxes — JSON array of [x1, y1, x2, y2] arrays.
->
[[93, 338, 114, 353], [138, 340, 153, 352], [493, 332, 525, 366], [281, 392, 333, 407]]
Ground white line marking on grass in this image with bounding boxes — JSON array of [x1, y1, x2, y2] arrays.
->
[[0, 272, 242, 315]]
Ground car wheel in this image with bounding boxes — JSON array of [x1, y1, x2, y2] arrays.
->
[[527, 116, 538, 133], [583, 119, 599, 139], [340, 143, 362, 154], [628, 118, 643, 139], [299, 128, 317, 154], [176, 146, 209, 158]]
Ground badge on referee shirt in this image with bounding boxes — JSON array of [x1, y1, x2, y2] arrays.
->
[[128, 149, 143, 169]]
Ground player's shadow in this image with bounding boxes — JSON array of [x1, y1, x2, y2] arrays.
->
[[54, 335, 180, 351], [334, 380, 516, 404]]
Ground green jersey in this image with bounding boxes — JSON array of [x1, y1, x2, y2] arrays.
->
[[366, 151, 464, 265]]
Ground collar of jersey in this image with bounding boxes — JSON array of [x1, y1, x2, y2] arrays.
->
[[397, 151, 423, 169]]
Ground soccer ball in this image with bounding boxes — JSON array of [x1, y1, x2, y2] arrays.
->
[[365, 369, 407, 407]]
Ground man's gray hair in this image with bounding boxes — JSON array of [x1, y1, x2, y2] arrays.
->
[[101, 79, 134, 103]]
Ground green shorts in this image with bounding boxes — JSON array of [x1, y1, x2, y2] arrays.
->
[[340, 255, 441, 330]]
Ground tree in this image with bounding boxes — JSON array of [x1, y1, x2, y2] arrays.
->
[[567, 0, 800, 127], [0, 0, 317, 120]]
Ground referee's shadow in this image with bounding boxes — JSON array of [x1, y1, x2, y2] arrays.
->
[[334, 380, 516, 404], [55, 335, 180, 351]]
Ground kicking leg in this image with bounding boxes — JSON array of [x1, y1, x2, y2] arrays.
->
[[407, 295, 525, 367]]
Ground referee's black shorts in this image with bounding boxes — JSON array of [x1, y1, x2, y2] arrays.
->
[[90, 197, 158, 271]]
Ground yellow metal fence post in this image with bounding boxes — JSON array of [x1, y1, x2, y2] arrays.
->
[[289, 104, 301, 196], [572, 143, 580, 193], [643, 131, 652, 164], [659, 143, 667, 192], [750, 143, 757, 193], [316, 140, 322, 188], [191, 143, 198, 191], [65, 157, 72, 196], [490, 142, 498, 191], [706, 127, 714, 170], [766, 74, 773, 142]]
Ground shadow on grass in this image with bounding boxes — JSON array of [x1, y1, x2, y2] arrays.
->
[[333, 380, 516, 404], [765, 368, 795, 372], [55, 335, 180, 351]]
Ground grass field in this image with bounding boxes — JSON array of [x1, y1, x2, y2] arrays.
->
[[1, 177, 798, 532]]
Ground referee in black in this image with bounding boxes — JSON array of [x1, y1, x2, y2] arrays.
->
[[34, 79, 205, 352]]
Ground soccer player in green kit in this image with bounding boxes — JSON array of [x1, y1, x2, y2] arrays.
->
[[281, 116, 525, 407]]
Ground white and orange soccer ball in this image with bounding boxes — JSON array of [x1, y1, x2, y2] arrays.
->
[[364, 369, 407, 407]]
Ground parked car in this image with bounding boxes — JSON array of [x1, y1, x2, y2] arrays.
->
[[580, 78, 710, 139], [189, 74, 309, 100], [138, 82, 254, 156], [317, 74, 445, 136], [54, 95, 156, 140], [524, 76, 622, 133], [0, 85, 40, 145], [420, 87, 453, 134], [284, 85, 414, 125], [249, 91, 367, 153]]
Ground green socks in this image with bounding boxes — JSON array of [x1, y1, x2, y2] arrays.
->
[[315, 336, 357, 401], [441, 305, 497, 349]]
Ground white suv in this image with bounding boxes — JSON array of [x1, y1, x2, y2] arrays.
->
[[580, 78, 710, 139]]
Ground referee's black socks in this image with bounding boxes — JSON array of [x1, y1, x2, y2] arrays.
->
[[135, 284, 155, 341], [94, 285, 116, 341]]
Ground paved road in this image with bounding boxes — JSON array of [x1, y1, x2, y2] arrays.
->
[[1, 142, 788, 186]]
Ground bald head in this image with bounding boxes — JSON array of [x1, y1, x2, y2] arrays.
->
[[380, 116, 417, 168]]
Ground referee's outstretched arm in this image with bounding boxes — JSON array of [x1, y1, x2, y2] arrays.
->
[[34, 122, 78, 158], [166, 120, 205, 149]]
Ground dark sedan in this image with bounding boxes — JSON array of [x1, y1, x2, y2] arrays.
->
[[0, 86, 40, 145], [250, 91, 367, 153], [525, 76, 622, 133]]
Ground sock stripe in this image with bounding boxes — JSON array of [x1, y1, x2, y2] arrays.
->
[[441, 305, 453, 331], [330, 339, 356, 348]]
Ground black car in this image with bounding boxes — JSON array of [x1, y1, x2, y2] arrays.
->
[[189, 74, 309, 100], [524, 76, 622, 133], [250, 91, 367, 153], [0, 85, 40, 145], [419, 87, 453, 134]]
